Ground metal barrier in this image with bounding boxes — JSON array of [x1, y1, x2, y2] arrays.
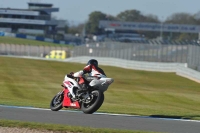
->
[[1, 41, 200, 72], [71, 41, 200, 71], [0, 44, 70, 58], [65, 56, 200, 83]]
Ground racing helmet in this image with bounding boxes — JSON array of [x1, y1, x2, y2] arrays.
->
[[87, 59, 98, 67]]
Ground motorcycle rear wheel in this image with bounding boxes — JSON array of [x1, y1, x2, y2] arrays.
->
[[81, 90, 104, 114], [50, 92, 64, 111]]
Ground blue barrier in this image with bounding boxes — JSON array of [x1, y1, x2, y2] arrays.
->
[[2, 32, 81, 45], [0, 32, 5, 36], [65, 41, 70, 44], [36, 36, 44, 41], [16, 34, 26, 38], [53, 40, 60, 44]]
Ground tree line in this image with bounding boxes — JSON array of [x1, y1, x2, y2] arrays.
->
[[65, 9, 200, 41]]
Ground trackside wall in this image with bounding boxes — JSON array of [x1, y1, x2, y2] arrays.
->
[[65, 56, 200, 83], [1, 55, 200, 83]]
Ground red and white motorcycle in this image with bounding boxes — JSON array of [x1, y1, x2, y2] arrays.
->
[[50, 73, 114, 114]]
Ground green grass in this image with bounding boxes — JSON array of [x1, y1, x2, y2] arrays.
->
[[0, 120, 157, 133], [0, 36, 70, 46], [0, 56, 200, 120], [0, 56, 199, 132]]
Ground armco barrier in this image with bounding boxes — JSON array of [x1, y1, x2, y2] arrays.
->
[[65, 56, 186, 72], [65, 56, 200, 83], [176, 65, 200, 83], [1, 55, 200, 83]]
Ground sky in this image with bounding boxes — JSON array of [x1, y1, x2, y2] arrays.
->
[[0, 0, 200, 25]]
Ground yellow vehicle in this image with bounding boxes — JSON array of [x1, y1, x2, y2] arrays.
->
[[45, 50, 67, 59]]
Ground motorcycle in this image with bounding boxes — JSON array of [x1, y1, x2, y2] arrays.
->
[[50, 73, 114, 114]]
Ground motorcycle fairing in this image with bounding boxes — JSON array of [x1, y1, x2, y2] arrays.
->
[[89, 78, 114, 92], [62, 89, 80, 108]]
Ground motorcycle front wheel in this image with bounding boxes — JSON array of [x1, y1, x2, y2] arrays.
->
[[81, 90, 104, 114], [50, 91, 64, 111]]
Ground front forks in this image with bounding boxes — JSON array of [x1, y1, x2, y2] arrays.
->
[[54, 91, 64, 105]]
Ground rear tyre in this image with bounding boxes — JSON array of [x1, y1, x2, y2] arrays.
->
[[50, 92, 64, 111], [81, 90, 104, 114]]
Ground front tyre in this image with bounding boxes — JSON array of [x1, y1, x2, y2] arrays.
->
[[81, 90, 104, 114], [50, 92, 64, 111]]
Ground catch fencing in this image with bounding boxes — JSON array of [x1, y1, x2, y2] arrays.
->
[[71, 41, 200, 71], [0, 41, 200, 71], [0, 44, 70, 58]]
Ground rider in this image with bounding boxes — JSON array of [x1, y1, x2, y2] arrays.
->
[[67, 59, 106, 99]]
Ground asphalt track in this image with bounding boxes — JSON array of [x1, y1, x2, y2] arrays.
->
[[0, 105, 200, 133]]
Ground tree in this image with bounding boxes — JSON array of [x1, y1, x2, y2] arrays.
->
[[116, 10, 160, 39], [67, 24, 85, 35], [116, 9, 145, 22], [165, 13, 198, 41], [85, 11, 107, 34], [85, 11, 117, 34], [178, 33, 198, 41], [64, 25, 69, 34], [144, 14, 159, 23], [138, 14, 160, 39], [194, 11, 200, 25], [165, 12, 196, 24]]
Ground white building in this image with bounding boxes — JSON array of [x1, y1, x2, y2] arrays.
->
[[0, 2, 65, 37]]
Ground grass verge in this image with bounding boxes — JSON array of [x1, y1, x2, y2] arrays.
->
[[0, 56, 200, 120], [0, 120, 157, 133], [0, 36, 69, 46]]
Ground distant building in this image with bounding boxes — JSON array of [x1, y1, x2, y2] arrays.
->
[[99, 20, 146, 42], [0, 2, 65, 38], [99, 20, 200, 41]]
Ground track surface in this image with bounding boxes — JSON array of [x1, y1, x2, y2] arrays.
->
[[0, 105, 200, 133]]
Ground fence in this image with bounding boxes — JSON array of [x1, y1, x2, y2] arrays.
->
[[71, 41, 200, 71], [0, 44, 70, 58], [187, 44, 200, 70], [0, 41, 200, 71], [65, 56, 200, 83]]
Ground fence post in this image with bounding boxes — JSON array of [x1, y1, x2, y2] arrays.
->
[[180, 44, 183, 63], [198, 45, 200, 69], [194, 44, 199, 69], [28, 44, 30, 56]]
